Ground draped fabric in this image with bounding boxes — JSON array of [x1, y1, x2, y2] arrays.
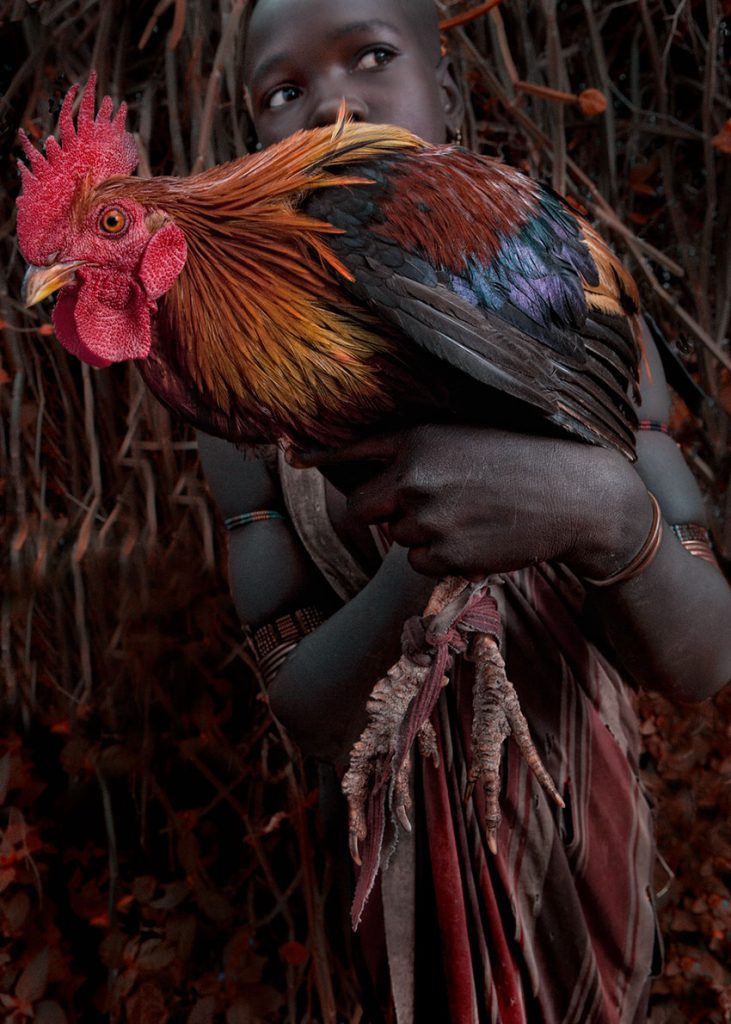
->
[[278, 454, 659, 1023], [419, 564, 659, 1023]]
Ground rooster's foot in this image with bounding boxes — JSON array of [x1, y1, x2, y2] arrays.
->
[[467, 631, 564, 854], [342, 650, 440, 864]]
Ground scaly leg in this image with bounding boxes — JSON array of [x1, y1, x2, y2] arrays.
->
[[343, 576, 563, 871], [467, 631, 564, 853], [342, 576, 466, 864]]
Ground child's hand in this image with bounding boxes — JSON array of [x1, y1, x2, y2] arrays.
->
[[295, 423, 654, 580]]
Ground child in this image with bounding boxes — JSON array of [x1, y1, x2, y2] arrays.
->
[[198, 0, 731, 1019]]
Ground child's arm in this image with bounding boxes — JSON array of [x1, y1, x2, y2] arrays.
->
[[198, 328, 731, 761], [197, 433, 435, 761], [292, 328, 731, 706], [581, 322, 731, 701]]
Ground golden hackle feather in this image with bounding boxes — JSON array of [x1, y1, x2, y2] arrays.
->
[[93, 118, 426, 442], [580, 219, 641, 323]]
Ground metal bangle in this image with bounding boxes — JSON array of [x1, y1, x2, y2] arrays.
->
[[583, 492, 663, 588], [670, 522, 721, 568]]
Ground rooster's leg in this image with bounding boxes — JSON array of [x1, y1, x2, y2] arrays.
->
[[467, 631, 564, 854], [343, 575, 564, 868], [342, 654, 436, 864], [342, 576, 468, 864]]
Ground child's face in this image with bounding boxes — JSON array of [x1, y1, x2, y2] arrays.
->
[[245, 0, 461, 148]]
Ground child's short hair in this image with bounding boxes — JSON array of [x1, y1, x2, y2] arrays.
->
[[245, 0, 442, 64]]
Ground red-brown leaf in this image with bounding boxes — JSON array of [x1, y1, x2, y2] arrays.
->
[[16, 946, 49, 1003], [34, 1001, 68, 1024], [136, 938, 177, 972], [3, 891, 31, 933], [712, 120, 731, 155], [187, 996, 217, 1024], [126, 982, 170, 1024]]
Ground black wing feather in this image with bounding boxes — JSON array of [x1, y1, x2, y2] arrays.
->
[[304, 154, 640, 458]]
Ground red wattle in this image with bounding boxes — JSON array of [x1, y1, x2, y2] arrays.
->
[[53, 290, 112, 368], [52, 270, 153, 367]]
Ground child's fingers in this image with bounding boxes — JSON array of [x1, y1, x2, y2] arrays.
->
[[288, 432, 399, 468], [346, 475, 401, 524]]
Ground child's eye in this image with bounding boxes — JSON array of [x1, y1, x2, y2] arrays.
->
[[265, 85, 301, 110], [354, 47, 397, 71]]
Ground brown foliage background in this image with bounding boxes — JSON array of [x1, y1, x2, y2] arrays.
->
[[0, 1, 730, 1021]]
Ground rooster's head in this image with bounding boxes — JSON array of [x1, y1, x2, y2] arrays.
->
[[17, 74, 187, 368]]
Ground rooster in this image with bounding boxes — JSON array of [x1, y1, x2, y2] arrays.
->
[[17, 76, 642, 924]]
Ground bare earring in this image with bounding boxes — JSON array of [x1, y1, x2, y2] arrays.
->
[[449, 128, 463, 146]]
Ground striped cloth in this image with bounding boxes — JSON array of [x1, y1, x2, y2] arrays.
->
[[277, 454, 660, 1023], [405, 563, 659, 1023]]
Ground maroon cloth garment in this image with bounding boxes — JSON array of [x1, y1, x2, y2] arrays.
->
[[415, 564, 659, 1023], [278, 456, 659, 1024]]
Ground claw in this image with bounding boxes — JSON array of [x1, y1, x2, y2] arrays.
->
[[469, 631, 562, 849], [341, 645, 432, 865], [343, 575, 562, 908], [502, 685, 565, 809], [393, 752, 412, 832], [396, 804, 412, 832]]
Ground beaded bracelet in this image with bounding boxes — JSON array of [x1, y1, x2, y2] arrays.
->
[[638, 419, 670, 434], [583, 492, 663, 588], [248, 607, 326, 687], [224, 509, 285, 531]]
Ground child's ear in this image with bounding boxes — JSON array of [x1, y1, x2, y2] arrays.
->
[[436, 56, 465, 140]]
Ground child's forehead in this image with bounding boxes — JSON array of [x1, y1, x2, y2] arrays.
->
[[245, 0, 439, 72]]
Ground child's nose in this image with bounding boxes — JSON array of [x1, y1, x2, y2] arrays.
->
[[308, 92, 368, 128]]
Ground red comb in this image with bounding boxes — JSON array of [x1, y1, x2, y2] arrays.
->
[[16, 73, 139, 265]]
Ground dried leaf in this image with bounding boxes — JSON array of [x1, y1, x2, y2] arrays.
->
[[187, 996, 217, 1024], [16, 946, 49, 1003], [192, 885, 233, 924], [136, 938, 177, 972], [100, 930, 128, 969], [34, 1001, 68, 1024], [225, 986, 284, 1023], [3, 891, 32, 933], [0, 868, 16, 894], [712, 120, 731, 155], [166, 914, 197, 963], [126, 982, 170, 1024], [151, 879, 190, 910]]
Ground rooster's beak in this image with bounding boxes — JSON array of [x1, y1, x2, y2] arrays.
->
[[22, 261, 84, 307]]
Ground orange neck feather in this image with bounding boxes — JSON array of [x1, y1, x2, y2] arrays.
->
[[97, 120, 424, 438]]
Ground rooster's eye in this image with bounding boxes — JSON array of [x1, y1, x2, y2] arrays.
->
[[98, 207, 128, 235]]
